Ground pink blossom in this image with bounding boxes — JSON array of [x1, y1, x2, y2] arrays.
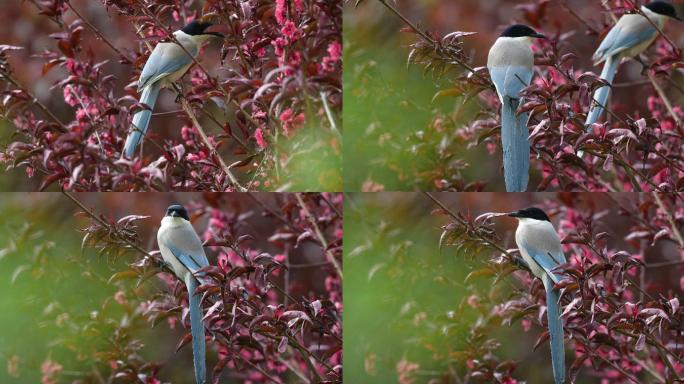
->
[[41, 360, 62, 384], [255, 128, 267, 149], [271, 37, 287, 57], [63, 85, 78, 107], [279, 108, 305, 138], [281, 21, 299, 40], [275, 0, 286, 25]]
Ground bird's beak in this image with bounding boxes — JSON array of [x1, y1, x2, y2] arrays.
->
[[508, 211, 522, 218], [532, 33, 547, 39], [170, 211, 179, 217], [674, 15, 683, 21]]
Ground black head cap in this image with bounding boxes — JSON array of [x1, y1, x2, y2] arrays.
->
[[644, 1, 681, 20], [500, 24, 547, 39], [508, 207, 550, 222], [181, 20, 224, 37], [165, 204, 190, 221]]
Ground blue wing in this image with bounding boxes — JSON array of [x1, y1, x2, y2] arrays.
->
[[490, 66, 533, 101], [594, 18, 657, 62], [165, 243, 207, 275], [138, 42, 195, 90], [519, 241, 566, 283]]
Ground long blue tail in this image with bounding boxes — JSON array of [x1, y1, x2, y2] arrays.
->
[[122, 83, 161, 158], [543, 274, 565, 384], [501, 97, 529, 192], [584, 55, 618, 131], [186, 276, 206, 384]]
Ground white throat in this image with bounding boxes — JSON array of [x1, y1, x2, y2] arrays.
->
[[161, 215, 190, 228]]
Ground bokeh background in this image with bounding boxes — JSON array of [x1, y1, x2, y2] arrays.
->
[[344, 192, 683, 383], [0, 192, 339, 383], [343, 0, 684, 191]]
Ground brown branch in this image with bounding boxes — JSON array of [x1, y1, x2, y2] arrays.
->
[[294, 193, 343, 279], [646, 71, 682, 126], [375, 0, 486, 83], [62, 191, 150, 255], [423, 192, 514, 258], [652, 192, 684, 249], [180, 98, 245, 191], [65, 1, 131, 63], [2, 72, 67, 132]]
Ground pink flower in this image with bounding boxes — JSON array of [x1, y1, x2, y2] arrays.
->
[[271, 37, 287, 57], [327, 41, 341, 62], [279, 108, 305, 138], [288, 51, 302, 66], [114, 291, 126, 305], [41, 360, 62, 384], [275, 0, 286, 25], [63, 85, 78, 107], [255, 128, 267, 149], [281, 20, 299, 40], [396, 358, 419, 384]]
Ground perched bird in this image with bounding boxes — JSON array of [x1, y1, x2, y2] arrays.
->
[[157, 204, 209, 384], [123, 21, 224, 158], [509, 207, 567, 384], [584, 1, 681, 132], [487, 24, 546, 192]]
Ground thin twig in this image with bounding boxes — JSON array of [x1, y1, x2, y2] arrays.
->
[[62, 191, 153, 258], [294, 193, 343, 279], [65, 1, 131, 63], [423, 192, 513, 258], [180, 98, 245, 191], [652, 193, 684, 249], [1, 72, 67, 132], [646, 71, 682, 125], [375, 0, 485, 82], [240, 358, 281, 384], [320, 91, 341, 140]]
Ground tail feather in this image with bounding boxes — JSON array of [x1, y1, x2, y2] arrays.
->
[[543, 274, 565, 384], [122, 84, 161, 158], [501, 98, 530, 192], [186, 276, 206, 384], [584, 55, 618, 131]]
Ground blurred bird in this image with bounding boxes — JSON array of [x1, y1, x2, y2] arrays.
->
[[487, 24, 546, 192], [509, 207, 567, 384], [583, 1, 681, 137], [122, 21, 224, 159], [157, 204, 209, 384]]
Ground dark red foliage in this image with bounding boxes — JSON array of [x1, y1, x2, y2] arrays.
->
[[374, 0, 684, 191], [76, 193, 343, 383], [435, 193, 684, 382], [0, 0, 341, 191]]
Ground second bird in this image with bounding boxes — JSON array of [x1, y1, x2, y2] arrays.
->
[[583, 1, 681, 133], [487, 24, 546, 192], [122, 20, 224, 159]]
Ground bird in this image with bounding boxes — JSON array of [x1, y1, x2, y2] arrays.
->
[[509, 207, 567, 384], [122, 20, 224, 159], [487, 24, 546, 192], [157, 204, 209, 384], [583, 1, 681, 134]]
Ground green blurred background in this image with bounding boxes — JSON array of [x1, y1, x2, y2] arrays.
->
[[0, 192, 334, 383], [343, 0, 684, 191], [343, 192, 680, 383]]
